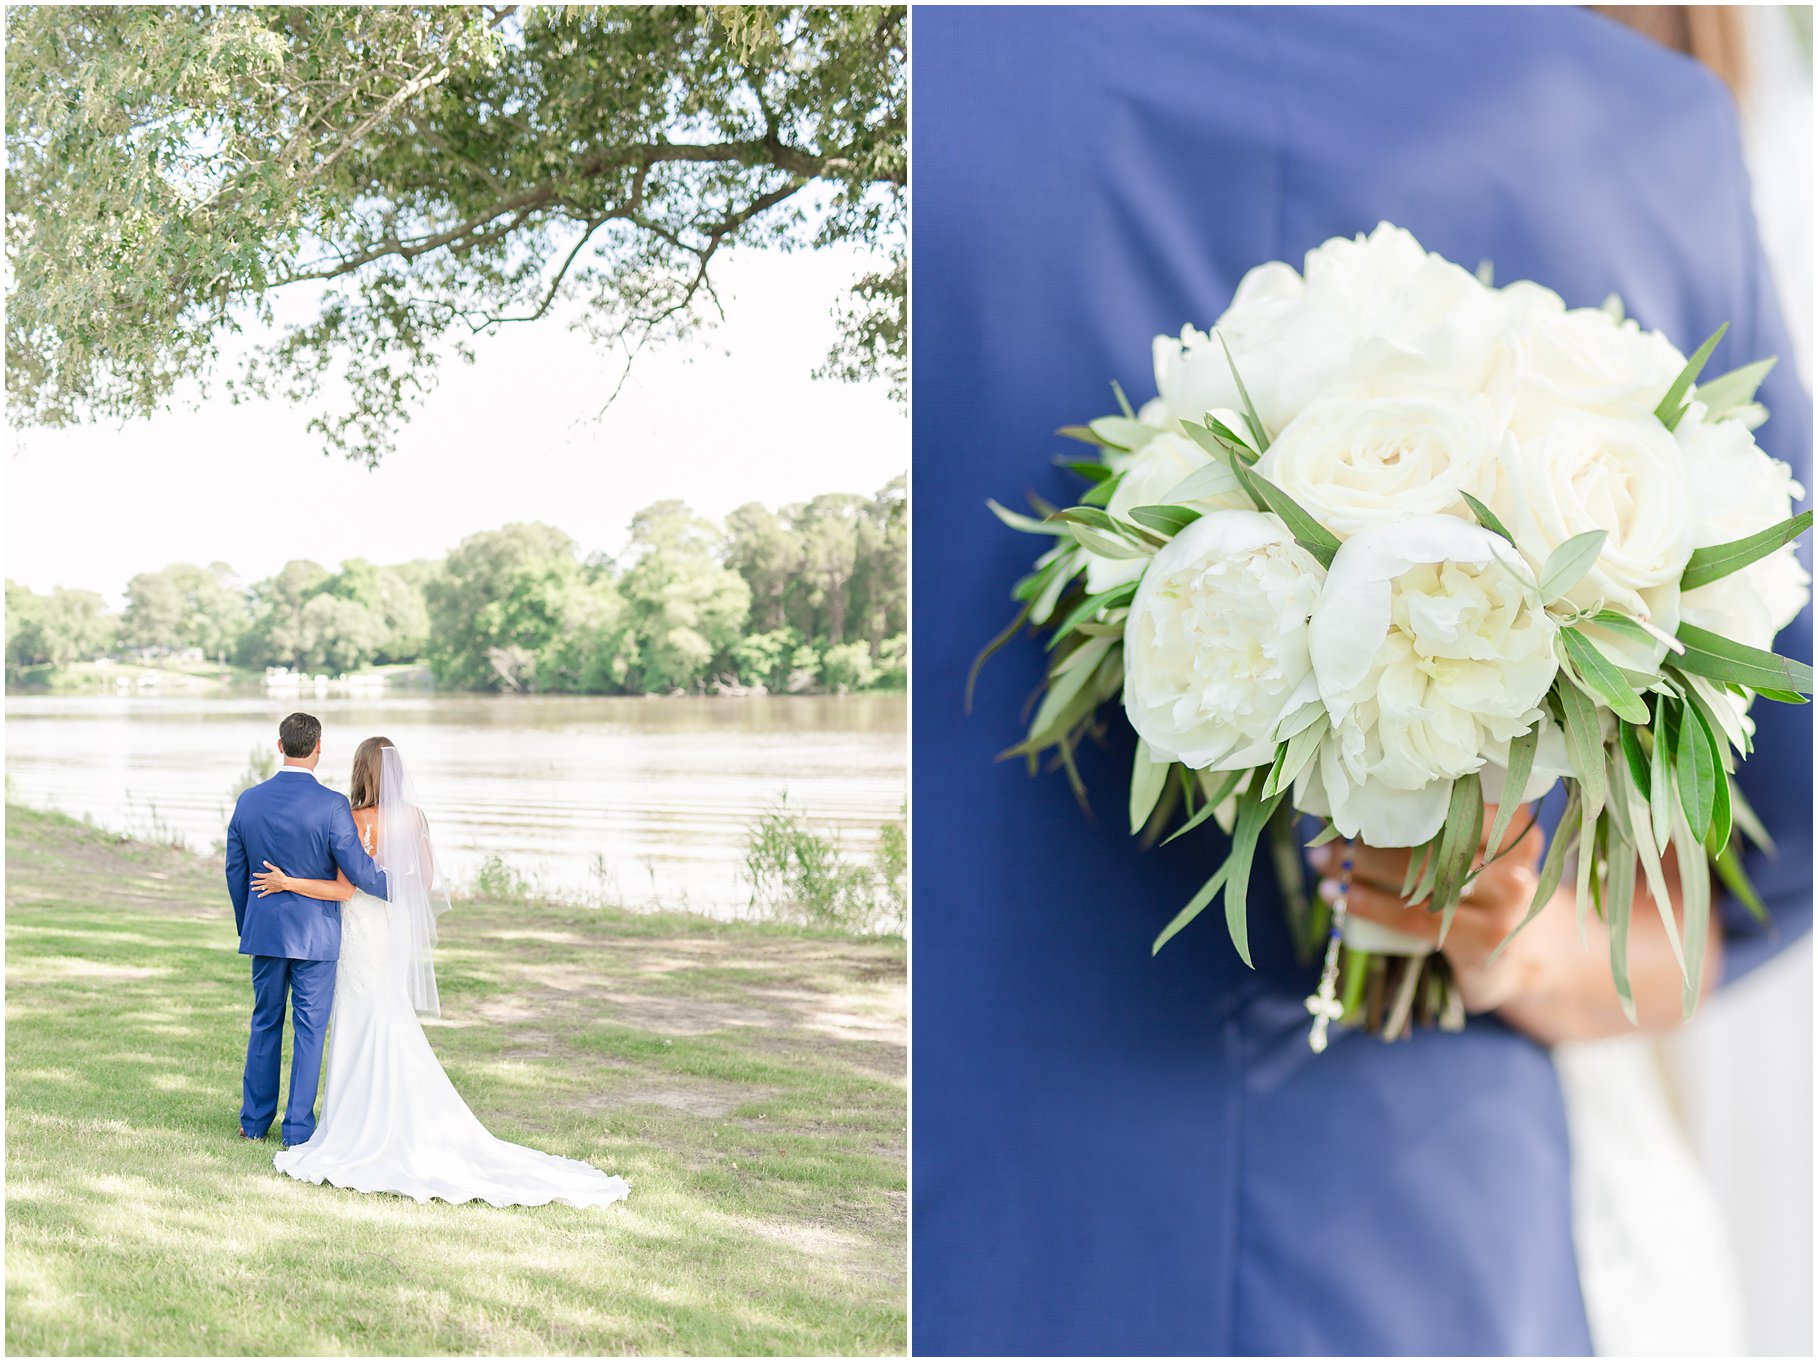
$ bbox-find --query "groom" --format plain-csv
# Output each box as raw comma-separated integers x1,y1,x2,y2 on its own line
225,712,388,1146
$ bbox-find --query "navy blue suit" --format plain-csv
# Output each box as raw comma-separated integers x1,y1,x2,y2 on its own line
226,767,387,1143
912,6,1811,1354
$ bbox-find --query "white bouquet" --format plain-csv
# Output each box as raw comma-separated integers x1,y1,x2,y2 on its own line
981,224,1811,1048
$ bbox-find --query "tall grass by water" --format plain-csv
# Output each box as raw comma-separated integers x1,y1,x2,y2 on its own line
741,796,907,935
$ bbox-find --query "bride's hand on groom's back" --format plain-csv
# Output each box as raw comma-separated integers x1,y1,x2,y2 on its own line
251,861,294,898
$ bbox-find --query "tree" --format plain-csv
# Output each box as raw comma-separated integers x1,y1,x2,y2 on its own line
6,582,115,669
619,500,751,692
788,492,865,644
7,5,907,466
297,594,390,673
243,560,333,668
327,558,430,662
724,501,803,631
850,474,907,648
820,639,881,692
119,572,187,657
426,522,586,689
539,568,631,692
5,581,42,672
120,563,247,660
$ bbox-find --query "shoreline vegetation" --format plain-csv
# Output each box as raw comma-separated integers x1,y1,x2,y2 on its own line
5,801,907,1354
7,491,907,701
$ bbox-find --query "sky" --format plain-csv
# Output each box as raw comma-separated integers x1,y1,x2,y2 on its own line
5,244,907,606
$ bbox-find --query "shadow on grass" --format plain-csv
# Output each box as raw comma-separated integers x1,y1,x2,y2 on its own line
6,805,906,1355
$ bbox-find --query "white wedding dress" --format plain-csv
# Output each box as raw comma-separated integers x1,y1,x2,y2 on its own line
274,748,628,1210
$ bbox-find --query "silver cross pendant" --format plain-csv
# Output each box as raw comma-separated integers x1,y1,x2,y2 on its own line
1304,986,1344,1054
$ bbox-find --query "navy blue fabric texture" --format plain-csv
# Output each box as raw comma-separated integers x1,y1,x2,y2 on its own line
226,769,388,960
910,6,1811,1354
241,953,337,1144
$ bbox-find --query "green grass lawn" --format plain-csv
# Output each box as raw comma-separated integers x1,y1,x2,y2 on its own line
5,803,906,1355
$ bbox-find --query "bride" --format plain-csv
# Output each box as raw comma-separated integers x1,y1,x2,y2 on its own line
251,737,629,1210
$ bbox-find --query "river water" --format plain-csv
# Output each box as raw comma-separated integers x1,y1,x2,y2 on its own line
3,692,906,919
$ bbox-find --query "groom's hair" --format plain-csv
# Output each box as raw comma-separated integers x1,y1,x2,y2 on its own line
279,712,323,758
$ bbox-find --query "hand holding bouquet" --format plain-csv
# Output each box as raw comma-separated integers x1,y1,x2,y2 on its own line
982,224,1811,1047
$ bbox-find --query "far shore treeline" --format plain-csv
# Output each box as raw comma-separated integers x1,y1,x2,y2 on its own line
7,481,906,696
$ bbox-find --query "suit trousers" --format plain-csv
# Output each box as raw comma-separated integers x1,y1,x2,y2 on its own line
241,954,337,1144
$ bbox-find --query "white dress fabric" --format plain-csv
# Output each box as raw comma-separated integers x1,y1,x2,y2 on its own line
274,888,630,1209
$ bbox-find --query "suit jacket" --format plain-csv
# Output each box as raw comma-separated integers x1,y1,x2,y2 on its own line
226,769,389,960
911,5,1811,1354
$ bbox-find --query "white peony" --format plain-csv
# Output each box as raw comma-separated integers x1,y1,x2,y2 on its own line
1082,432,1252,594
1500,283,1687,438
1299,516,1560,846
1256,383,1510,539
1153,223,1509,440
1678,414,1811,651
1496,409,1693,670
1123,510,1326,772
1301,224,1511,396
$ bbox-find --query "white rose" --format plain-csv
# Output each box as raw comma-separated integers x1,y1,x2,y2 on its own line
1678,415,1810,651
1501,284,1687,437
1153,308,1346,442
1299,516,1559,846
1256,383,1510,538
1083,433,1252,594
1497,409,1692,670
1123,510,1326,772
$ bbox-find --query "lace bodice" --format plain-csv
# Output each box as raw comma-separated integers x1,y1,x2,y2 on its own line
336,891,400,1006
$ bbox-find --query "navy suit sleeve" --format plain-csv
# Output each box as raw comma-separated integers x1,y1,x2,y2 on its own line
225,807,248,936
327,799,390,900
1713,90,1813,986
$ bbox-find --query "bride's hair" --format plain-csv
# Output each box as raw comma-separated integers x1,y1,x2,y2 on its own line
349,736,396,810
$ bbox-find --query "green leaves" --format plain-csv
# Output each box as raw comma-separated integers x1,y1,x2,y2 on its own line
1087,416,1158,451
1671,697,1718,842
988,499,1068,536
1674,622,1814,695
1127,504,1204,537
1560,627,1649,722
1671,801,1712,1020
1261,712,1330,801
1489,790,1580,962
1693,356,1776,420
1221,774,1287,967
1046,582,1137,650
1215,331,1271,454
1604,822,1639,1023
1048,507,1157,561
1655,323,1728,432
1430,773,1484,945
1228,462,1341,569
1555,677,1607,819
1461,492,1515,543
1151,766,1282,958
8,5,910,465
1680,512,1813,592
1128,740,1170,836
1152,864,1230,957
1537,530,1606,603
1162,460,1241,504
1483,724,1539,859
